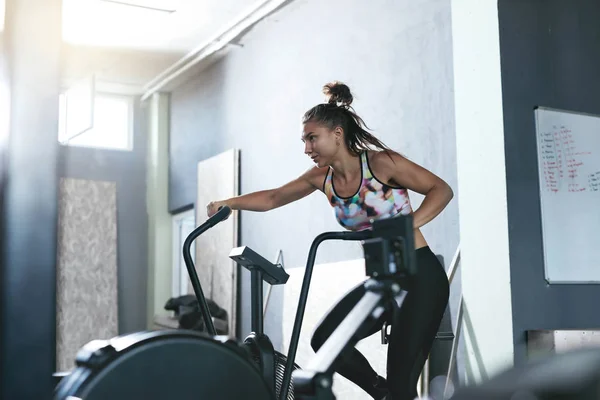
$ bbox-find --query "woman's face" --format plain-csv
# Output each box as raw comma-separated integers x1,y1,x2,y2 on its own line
302,121,340,168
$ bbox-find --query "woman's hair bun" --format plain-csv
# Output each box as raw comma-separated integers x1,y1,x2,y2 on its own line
323,81,353,107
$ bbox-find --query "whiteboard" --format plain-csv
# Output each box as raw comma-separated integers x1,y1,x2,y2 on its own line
534,107,600,283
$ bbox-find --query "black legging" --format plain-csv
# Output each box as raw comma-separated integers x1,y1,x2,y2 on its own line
310,246,450,400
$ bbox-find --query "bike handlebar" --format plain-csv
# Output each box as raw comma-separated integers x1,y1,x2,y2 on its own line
182,206,232,336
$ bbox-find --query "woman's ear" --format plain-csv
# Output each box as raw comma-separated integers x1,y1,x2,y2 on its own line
333,126,344,140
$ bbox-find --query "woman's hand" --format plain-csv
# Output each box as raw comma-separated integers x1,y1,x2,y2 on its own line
206,200,228,217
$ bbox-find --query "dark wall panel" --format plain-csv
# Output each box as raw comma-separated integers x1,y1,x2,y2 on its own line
498,0,600,363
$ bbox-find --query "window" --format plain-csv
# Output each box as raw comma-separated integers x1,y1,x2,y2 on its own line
59,91,134,151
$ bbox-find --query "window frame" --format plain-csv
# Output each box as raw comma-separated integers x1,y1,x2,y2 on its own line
59,91,135,151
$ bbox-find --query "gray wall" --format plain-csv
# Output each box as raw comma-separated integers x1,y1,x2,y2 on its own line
57,98,148,334
169,0,459,359
498,0,600,364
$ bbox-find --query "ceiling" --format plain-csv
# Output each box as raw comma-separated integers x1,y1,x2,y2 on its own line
61,0,263,53
2,0,285,95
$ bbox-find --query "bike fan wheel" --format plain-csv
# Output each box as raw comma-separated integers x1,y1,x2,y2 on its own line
248,346,301,400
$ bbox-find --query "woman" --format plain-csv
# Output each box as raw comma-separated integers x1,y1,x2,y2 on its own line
207,81,453,400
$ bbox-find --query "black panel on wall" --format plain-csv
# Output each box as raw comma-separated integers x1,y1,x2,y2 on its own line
498,0,600,364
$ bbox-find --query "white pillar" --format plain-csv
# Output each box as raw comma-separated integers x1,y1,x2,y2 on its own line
451,0,514,384
146,92,172,328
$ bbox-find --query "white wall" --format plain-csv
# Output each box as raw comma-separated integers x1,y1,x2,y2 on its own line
451,0,514,384
60,44,184,95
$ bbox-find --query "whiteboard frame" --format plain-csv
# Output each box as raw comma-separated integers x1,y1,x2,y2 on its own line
534,105,600,284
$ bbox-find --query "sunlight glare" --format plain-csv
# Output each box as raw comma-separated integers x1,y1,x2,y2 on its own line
61,0,177,48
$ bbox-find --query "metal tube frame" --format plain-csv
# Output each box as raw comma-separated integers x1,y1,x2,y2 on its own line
251,269,264,335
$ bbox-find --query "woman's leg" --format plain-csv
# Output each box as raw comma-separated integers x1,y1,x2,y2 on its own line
386,247,450,400
311,280,391,399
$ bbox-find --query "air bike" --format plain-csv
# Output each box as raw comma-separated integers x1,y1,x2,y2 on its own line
53,206,418,399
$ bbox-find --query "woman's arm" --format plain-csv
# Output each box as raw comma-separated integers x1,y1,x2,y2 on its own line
207,167,325,217
370,151,454,229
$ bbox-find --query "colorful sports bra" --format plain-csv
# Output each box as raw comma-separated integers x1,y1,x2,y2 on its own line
323,151,412,231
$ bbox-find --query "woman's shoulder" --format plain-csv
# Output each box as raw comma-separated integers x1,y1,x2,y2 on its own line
366,149,403,168
364,149,408,187
302,165,330,190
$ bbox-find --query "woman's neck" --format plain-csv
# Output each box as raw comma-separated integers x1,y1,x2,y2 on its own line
330,150,361,181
